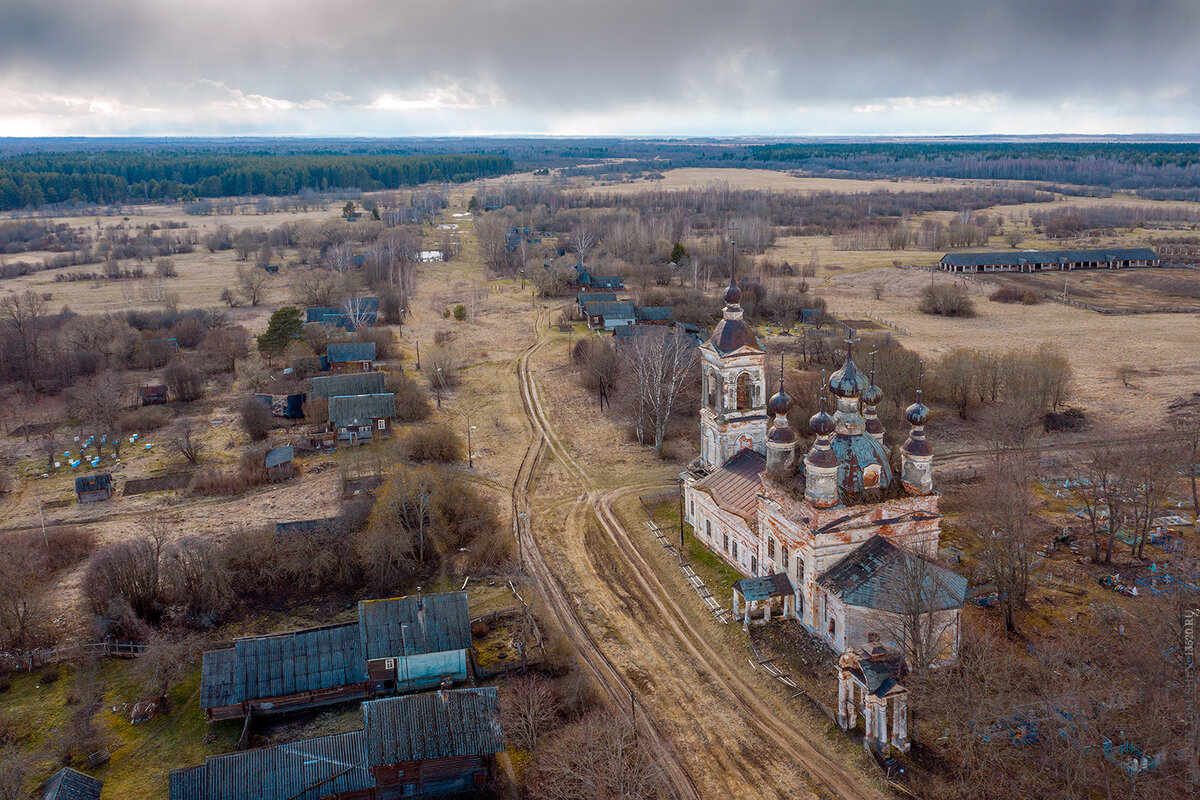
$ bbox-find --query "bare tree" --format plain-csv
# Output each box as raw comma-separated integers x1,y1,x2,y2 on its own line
70,370,128,457
323,242,355,273
622,328,697,455
879,546,963,673
1115,443,1173,560
502,674,562,755
342,295,376,331
529,712,662,800
969,465,1039,634
1170,410,1200,529
137,631,197,707
574,337,621,410
0,290,49,389
236,263,270,307
167,418,205,464
569,225,597,268
1068,447,1124,564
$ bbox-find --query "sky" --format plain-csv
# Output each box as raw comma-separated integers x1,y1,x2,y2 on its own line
1,0,1198,138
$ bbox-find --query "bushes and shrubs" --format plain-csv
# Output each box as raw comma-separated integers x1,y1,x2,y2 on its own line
919,283,976,317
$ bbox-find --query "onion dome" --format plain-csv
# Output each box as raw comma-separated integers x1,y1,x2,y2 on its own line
829,345,869,398
767,384,793,417
862,379,883,407
723,277,742,306
809,396,836,436
905,399,929,426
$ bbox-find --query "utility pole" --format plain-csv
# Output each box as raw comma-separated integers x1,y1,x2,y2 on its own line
466,416,475,469
678,478,685,562
415,340,421,370
435,368,442,409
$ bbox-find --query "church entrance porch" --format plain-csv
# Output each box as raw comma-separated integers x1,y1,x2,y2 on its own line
732,573,797,631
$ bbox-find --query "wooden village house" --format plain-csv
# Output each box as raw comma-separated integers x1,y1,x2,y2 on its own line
682,271,967,666
309,370,386,399
328,393,396,446
172,688,504,800
200,592,472,721
326,341,377,373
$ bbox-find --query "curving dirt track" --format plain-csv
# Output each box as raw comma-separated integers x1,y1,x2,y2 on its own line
510,311,889,800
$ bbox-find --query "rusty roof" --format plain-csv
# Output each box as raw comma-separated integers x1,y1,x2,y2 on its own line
705,317,760,354
695,448,765,520
734,573,794,602
817,535,967,613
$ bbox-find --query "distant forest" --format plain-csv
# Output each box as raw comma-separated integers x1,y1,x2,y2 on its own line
0,149,513,210
5,136,1200,211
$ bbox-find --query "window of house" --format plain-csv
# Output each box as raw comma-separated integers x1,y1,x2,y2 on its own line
736,373,750,410
358,425,371,434
723,533,728,552
706,520,712,540
768,538,775,561
751,556,757,575
732,540,738,560
690,499,694,517
377,419,386,431
781,548,788,572
828,616,836,636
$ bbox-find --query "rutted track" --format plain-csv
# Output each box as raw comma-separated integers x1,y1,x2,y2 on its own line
511,311,888,800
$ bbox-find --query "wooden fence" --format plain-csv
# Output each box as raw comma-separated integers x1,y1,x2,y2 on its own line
0,641,145,673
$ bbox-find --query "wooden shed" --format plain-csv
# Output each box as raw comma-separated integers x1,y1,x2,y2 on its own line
326,342,376,373
75,474,113,503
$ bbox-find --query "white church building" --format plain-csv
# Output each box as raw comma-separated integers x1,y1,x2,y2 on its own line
683,273,967,671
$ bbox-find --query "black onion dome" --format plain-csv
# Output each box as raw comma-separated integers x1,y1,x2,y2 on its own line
829,356,869,398
768,424,796,444
862,380,884,407
767,386,793,417
905,400,929,425
809,404,836,436
724,279,742,306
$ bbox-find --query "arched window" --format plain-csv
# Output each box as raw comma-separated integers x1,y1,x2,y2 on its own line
863,464,882,489
736,373,750,410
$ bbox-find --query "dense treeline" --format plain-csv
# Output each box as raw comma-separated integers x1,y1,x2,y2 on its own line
747,142,1200,190
0,151,512,210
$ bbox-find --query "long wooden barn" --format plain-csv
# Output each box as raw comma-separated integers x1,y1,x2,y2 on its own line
938,247,1159,273
200,592,471,721
171,688,505,800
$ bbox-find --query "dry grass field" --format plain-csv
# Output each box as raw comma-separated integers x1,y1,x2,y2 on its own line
579,166,983,194
983,266,1200,310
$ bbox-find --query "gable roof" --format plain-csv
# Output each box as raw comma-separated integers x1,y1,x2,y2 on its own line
326,341,376,363
694,448,766,521
358,592,471,661
362,688,504,768
329,393,395,428
264,445,294,469
635,306,672,321
817,535,967,613
940,247,1157,268
74,474,112,494
583,300,635,320
231,622,367,703
309,371,386,399
169,731,370,800
734,573,794,602
199,647,238,708
577,291,616,305
40,768,102,800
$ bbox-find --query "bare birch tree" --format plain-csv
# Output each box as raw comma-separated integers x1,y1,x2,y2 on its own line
622,328,697,456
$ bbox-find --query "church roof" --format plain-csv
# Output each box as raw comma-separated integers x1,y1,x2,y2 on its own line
705,317,760,354
694,449,765,521
817,535,967,613
733,573,794,602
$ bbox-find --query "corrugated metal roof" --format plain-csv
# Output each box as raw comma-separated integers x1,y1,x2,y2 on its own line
329,393,395,428
306,306,341,323
309,371,386,399
817,535,968,612
583,300,635,320
694,449,765,521
167,766,206,800
74,474,112,493
577,291,616,305
265,445,294,469
358,592,471,661
199,648,237,708
40,768,102,800
172,731,370,800
327,341,376,363
635,306,672,321
363,688,504,768
232,623,367,703
940,247,1158,268
733,573,794,602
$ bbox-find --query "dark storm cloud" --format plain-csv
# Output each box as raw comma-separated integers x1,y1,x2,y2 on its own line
1,0,1198,134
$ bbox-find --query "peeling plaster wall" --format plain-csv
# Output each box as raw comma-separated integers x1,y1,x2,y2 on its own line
686,485,760,576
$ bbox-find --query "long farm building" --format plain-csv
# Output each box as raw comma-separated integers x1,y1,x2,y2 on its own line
938,247,1158,273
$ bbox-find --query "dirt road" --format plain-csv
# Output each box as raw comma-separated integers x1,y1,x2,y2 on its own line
511,311,889,800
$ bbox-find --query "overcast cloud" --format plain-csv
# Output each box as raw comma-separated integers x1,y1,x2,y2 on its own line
1,0,1197,136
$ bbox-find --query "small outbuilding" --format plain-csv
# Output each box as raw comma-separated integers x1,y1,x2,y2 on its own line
40,767,103,800
254,392,306,419
75,474,113,503
139,384,168,406
264,445,295,479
